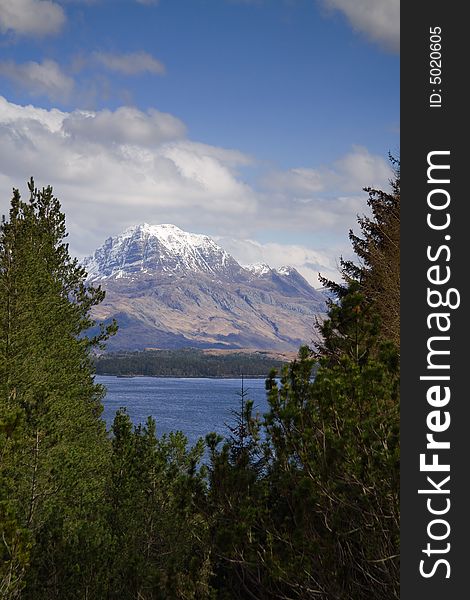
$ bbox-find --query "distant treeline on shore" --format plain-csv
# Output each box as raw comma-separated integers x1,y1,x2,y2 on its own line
93,348,292,378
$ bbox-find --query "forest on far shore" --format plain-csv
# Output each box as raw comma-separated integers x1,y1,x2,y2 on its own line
94,348,289,378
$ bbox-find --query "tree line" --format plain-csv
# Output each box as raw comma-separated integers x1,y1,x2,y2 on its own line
0,162,399,599
94,349,288,378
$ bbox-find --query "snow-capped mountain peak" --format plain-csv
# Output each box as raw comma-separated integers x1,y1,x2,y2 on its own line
83,223,240,281
243,262,272,276
81,224,328,351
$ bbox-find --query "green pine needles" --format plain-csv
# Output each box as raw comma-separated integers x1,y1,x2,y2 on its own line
0,180,116,598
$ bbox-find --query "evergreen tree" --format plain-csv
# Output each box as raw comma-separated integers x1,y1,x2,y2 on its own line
319,155,400,348
204,381,268,599
252,157,401,598
209,156,401,599
106,409,213,599
259,343,399,598
0,179,116,598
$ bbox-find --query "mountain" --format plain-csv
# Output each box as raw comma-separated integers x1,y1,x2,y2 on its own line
84,223,241,280
84,224,327,352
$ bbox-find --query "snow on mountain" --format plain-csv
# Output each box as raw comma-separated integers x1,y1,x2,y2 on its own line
276,266,294,276
84,223,311,285
243,262,272,276
83,224,328,351
84,223,241,281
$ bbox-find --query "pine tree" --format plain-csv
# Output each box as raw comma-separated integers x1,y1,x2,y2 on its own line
319,155,400,348
0,179,116,598
106,410,213,599
259,340,399,599
233,156,401,598
204,379,268,598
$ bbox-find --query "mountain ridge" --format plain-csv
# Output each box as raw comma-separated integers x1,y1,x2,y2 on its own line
84,223,327,352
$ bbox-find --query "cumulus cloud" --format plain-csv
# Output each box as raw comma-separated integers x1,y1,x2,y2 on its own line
0,97,258,255
322,0,399,53
0,59,74,101
217,236,348,285
0,0,65,36
259,146,392,233
162,142,255,199
332,145,393,191
63,106,186,146
265,168,325,196
0,97,389,281
93,51,166,76
264,146,391,196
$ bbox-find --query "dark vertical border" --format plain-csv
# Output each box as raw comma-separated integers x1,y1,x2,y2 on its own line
401,3,467,597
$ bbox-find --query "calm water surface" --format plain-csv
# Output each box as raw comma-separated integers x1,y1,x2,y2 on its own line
98,376,271,448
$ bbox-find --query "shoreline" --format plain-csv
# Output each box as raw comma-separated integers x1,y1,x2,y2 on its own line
96,373,272,380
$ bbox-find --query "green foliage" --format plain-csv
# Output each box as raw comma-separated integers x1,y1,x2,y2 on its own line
201,159,400,599
0,180,116,598
320,155,400,346
105,409,213,599
94,348,287,378
259,342,399,599
315,282,380,367
0,407,31,600
205,388,268,599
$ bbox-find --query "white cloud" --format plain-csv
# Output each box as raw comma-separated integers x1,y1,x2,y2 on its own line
93,51,166,76
0,97,258,256
0,97,389,284
264,167,325,196
0,96,66,130
217,237,348,285
162,142,255,200
322,0,399,53
63,106,186,146
165,141,254,169
0,0,65,36
136,0,159,5
0,59,74,101
332,145,392,192
259,146,392,233
263,146,391,196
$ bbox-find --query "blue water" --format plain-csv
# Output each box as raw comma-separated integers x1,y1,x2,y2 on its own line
97,376,271,449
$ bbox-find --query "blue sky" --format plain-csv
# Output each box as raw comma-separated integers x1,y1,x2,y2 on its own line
0,0,399,284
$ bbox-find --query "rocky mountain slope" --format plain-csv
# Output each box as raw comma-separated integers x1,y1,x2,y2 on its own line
84,224,327,351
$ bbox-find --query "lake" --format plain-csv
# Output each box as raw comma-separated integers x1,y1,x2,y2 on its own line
97,375,271,449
